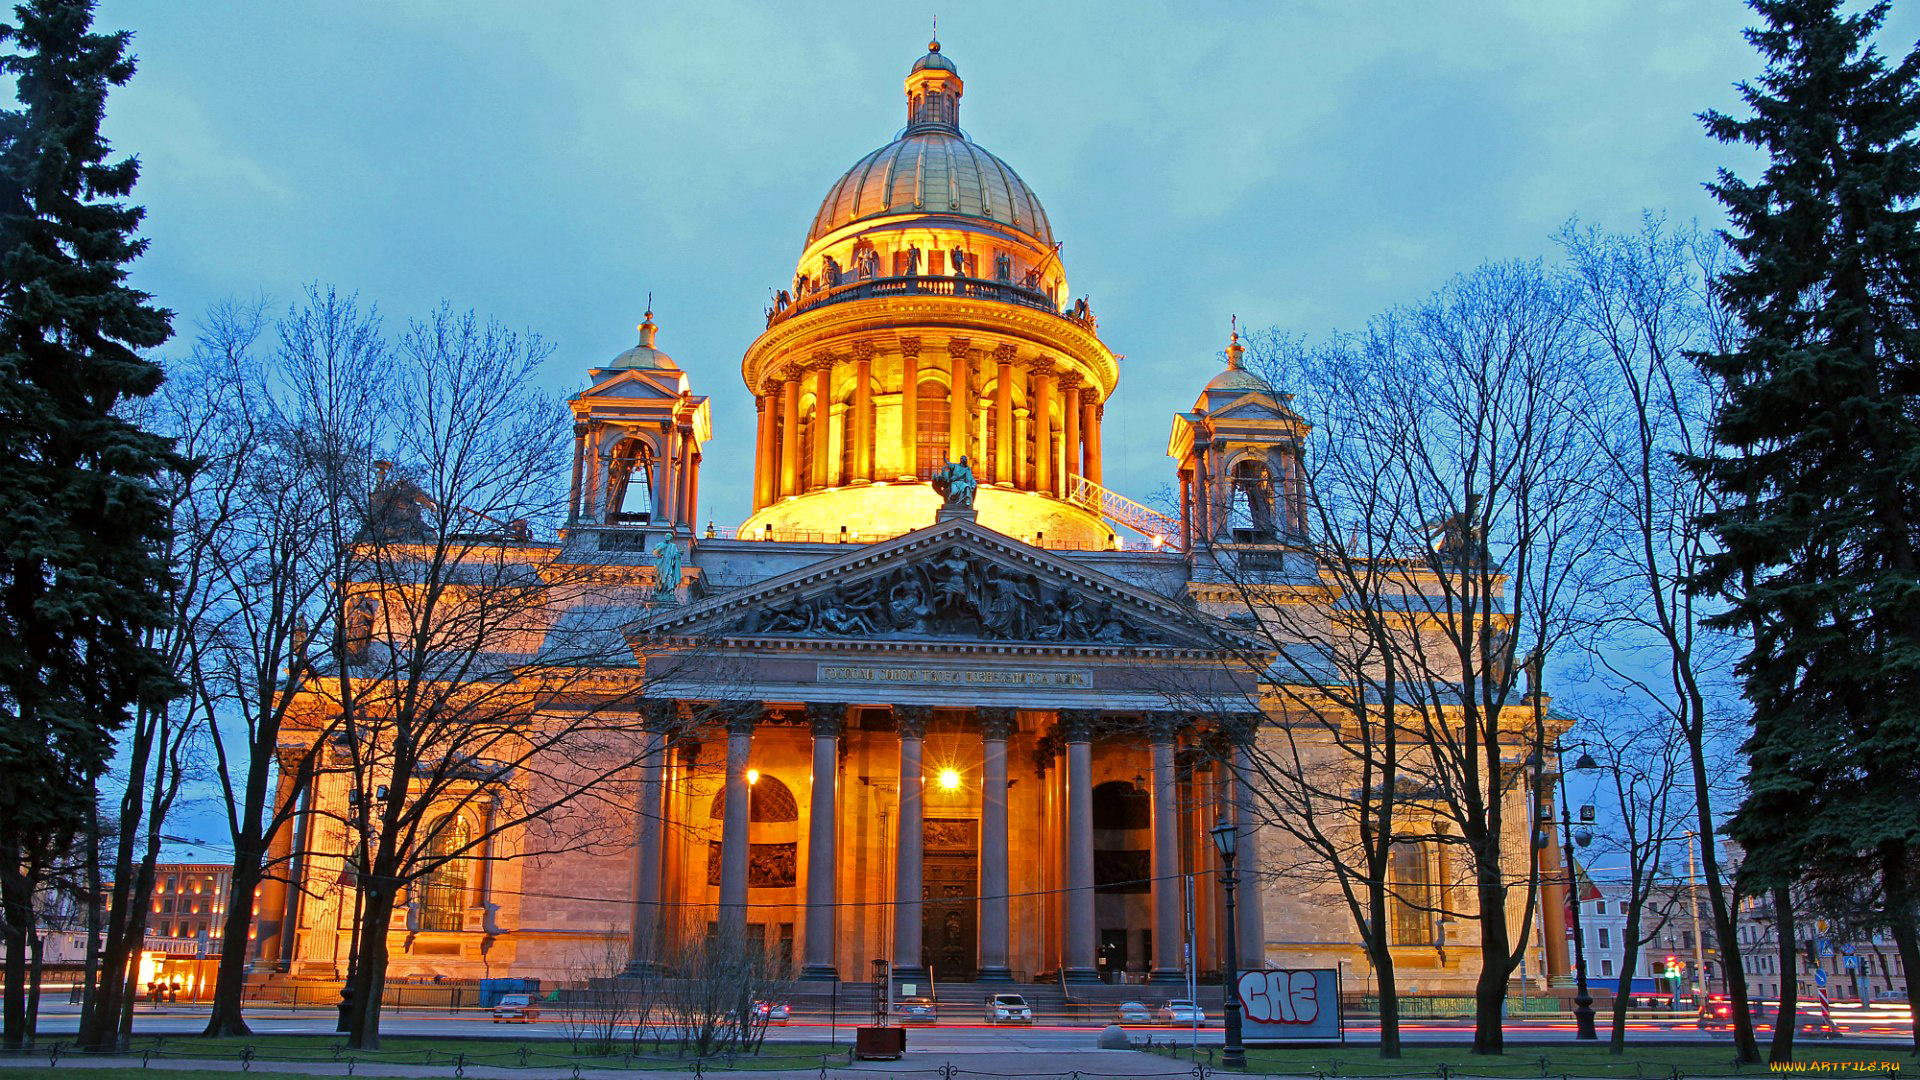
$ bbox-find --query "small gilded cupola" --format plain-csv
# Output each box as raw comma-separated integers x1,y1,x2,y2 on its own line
905,39,963,133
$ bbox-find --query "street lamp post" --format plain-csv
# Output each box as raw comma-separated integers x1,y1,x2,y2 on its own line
1210,820,1247,1070
1559,772,1597,1041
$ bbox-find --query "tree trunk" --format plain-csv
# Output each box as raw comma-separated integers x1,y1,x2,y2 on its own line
1878,844,1920,1058
1687,731,1759,1063
346,888,397,1050
81,845,159,1052
1369,930,1401,1058
1611,892,1648,1055
25,931,43,1042
1769,883,1796,1065
1471,873,1509,1055
0,858,33,1049
78,811,103,1037
202,853,265,1037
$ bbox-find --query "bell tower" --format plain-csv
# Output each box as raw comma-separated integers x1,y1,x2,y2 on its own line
1168,325,1309,552
567,308,711,545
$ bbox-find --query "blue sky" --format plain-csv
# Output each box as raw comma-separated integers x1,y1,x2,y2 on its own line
92,0,1920,531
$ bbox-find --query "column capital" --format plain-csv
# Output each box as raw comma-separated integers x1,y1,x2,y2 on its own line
1224,710,1265,742
1057,709,1098,743
898,335,922,359
852,339,877,362
946,336,973,360
976,707,1017,742
725,709,758,737
1057,371,1082,391
804,701,846,738
1147,713,1183,744
893,704,932,740
993,342,1018,365
639,697,680,733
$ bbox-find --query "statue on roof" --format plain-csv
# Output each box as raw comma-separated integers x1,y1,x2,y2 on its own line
931,455,977,510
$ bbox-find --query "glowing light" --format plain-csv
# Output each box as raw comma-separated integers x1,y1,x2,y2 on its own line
1150,534,1165,548
747,769,760,785
937,767,962,791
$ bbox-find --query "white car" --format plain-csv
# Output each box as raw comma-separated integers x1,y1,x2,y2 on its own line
1157,999,1205,1025
753,1000,790,1025
984,992,1033,1024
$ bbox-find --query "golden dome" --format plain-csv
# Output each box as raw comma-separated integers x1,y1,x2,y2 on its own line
804,41,1053,249
807,134,1054,248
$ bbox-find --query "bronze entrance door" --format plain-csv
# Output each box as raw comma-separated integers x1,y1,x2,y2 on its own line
922,818,978,981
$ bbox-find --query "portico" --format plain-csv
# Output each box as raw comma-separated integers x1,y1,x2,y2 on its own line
622,519,1266,985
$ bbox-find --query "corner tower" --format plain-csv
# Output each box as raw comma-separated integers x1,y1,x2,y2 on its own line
739,40,1121,547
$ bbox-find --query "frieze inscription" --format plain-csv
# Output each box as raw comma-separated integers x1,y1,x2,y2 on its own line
819,665,1091,688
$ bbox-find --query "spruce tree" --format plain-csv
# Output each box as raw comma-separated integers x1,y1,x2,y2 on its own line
0,0,174,1048
1692,0,1920,1060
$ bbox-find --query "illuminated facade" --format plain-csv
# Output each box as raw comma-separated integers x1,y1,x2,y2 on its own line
266,40,1545,1002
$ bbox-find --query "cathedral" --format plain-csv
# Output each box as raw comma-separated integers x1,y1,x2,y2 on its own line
260,40,1545,1003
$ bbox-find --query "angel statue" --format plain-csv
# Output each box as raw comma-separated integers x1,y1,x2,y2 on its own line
931,455,977,510
650,538,683,600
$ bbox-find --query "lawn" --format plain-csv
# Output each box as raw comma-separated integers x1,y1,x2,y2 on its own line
1140,1041,1918,1077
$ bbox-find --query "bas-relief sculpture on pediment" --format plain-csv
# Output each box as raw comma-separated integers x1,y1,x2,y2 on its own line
722,545,1167,644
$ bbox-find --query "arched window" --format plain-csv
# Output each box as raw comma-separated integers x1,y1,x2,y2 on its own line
707,773,799,822
420,814,471,932
796,411,815,490
608,438,656,523
1228,458,1277,542
916,379,950,479
1091,780,1151,830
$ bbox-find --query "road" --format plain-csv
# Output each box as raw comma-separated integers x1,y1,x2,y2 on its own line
21,1003,1917,1050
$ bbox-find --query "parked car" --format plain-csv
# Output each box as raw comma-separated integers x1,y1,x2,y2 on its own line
753,1000,790,1026
1157,999,1205,1025
1113,1000,1152,1025
984,992,1033,1024
491,993,540,1023
896,997,938,1024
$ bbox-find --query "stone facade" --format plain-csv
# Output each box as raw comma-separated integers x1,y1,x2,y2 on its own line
265,39,1549,1001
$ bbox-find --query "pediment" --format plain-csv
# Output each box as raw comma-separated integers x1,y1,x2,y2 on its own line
1208,393,1299,424
642,519,1244,652
577,368,684,401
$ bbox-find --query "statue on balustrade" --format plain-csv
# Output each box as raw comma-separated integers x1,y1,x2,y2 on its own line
931,455,977,509
950,246,969,277
995,252,1013,282
905,245,922,276
650,538,683,600
822,254,842,287
854,245,879,279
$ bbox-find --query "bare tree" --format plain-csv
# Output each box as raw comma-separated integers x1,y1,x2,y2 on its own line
1174,329,1437,1059
1248,260,1604,1055
282,305,682,1050
656,917,789,1059
1559,218,1762,1062
190,289,382,1037
75,327,256,1051
1564,708,1688,1052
